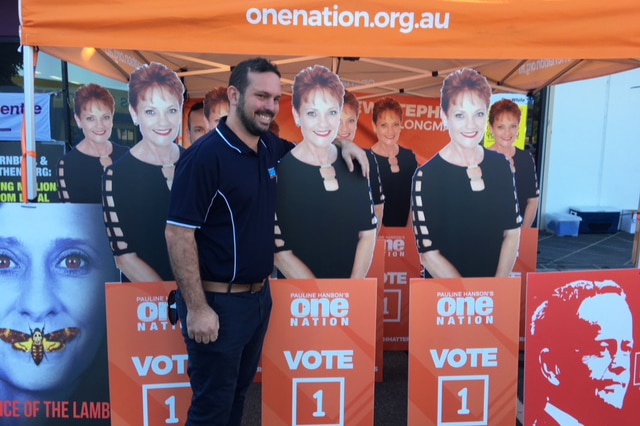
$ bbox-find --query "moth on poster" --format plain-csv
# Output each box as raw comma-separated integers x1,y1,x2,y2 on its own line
0,326,80,365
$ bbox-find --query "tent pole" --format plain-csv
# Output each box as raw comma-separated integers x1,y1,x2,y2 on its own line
61,60,73,150
536,86,553,228
22,45,38,202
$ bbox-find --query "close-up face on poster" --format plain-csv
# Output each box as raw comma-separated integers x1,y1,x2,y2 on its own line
0,203,119,425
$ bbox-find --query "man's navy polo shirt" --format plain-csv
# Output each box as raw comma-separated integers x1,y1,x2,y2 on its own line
167,118,293,284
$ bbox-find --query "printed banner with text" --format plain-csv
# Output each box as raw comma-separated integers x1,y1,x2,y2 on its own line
0,93,52,142
0,141,63,203
263,279,377,425
408,277,520,426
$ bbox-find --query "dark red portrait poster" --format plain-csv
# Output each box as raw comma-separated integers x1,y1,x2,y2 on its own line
525,269,640,426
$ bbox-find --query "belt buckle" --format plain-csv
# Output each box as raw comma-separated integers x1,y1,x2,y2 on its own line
250,279,264,294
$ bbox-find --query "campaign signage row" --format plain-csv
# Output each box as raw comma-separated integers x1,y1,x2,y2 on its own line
99,271,640,426
5,225,538,426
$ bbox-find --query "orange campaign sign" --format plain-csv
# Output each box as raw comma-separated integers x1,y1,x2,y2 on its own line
367,237,386,382
525,269,640,426
408,277,521,426
262,279,377,425
379,226,422,351
105,281,190,426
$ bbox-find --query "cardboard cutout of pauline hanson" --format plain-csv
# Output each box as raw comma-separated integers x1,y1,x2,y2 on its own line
528,280,634,426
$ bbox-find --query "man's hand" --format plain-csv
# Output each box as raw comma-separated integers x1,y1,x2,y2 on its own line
335,139,370,179
186,305,220,344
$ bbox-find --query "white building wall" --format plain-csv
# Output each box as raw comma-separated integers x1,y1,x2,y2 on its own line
540,68,640,226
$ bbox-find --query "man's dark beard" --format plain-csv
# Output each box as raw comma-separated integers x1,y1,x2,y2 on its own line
237,92,274,136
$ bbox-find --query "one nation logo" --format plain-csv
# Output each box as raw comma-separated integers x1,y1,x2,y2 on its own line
289,292,350,327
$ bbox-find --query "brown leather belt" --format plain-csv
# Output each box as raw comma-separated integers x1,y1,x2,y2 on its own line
202,278,266,294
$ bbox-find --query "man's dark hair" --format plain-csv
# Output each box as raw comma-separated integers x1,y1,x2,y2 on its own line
187,102,204,130
229,58,281,95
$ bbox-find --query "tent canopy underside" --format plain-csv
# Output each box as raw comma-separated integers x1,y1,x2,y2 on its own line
20,0,640,98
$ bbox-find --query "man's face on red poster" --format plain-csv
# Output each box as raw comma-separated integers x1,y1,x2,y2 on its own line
550,293,634,412
575,293,634,409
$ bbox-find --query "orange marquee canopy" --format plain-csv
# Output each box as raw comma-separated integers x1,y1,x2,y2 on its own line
18,0,640,100
20,0,640,60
